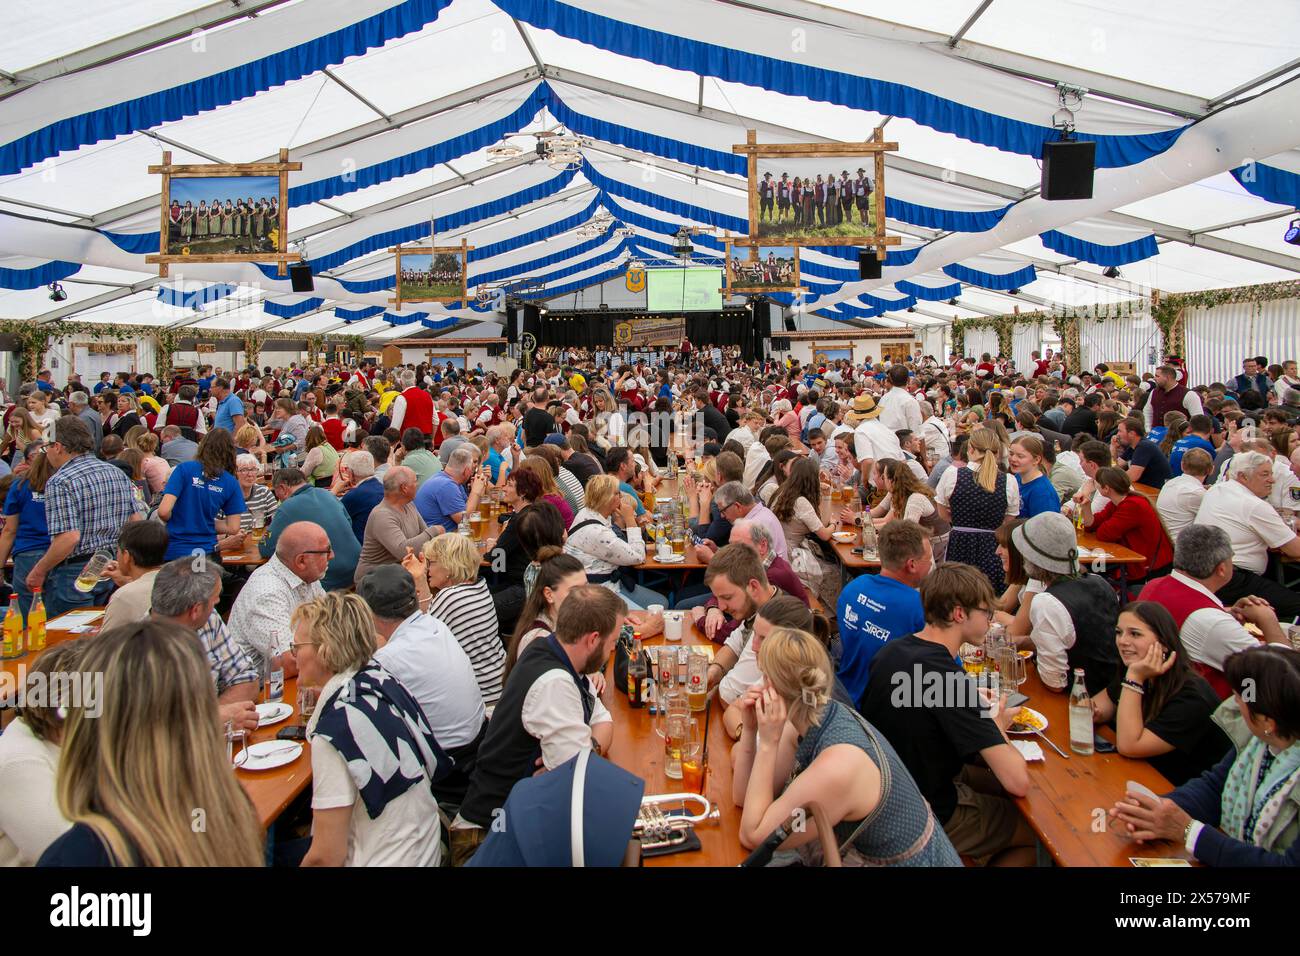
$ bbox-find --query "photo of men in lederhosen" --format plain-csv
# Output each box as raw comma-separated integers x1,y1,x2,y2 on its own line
167,175,279,255
753,158,879,242
399,251,465,301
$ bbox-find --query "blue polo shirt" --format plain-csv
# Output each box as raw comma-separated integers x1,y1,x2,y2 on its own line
415,471,467,531
618,480,647,516
1016,473,1062,518
487,447,509,483
341,477,385,543
213,393,245,433
93,380,111,394
836,574,925,706
35,380,55,394
1169,435,1215,475
162,460,246,560
2,478,50,555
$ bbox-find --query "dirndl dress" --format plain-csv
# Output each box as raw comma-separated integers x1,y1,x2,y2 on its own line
945,467,1008,591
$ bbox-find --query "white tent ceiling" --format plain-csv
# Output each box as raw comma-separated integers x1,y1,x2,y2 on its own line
0,0,1297,344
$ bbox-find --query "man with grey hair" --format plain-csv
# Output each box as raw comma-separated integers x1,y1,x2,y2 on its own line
437,416,468,467
683,517,808,638
159,423,198,466
354,465,442,585
364,434,392,481
150,557,259,731
1193,450,1300,615
710,480,788,560
331,449,383,543
67,390,103,453
229,520,330,678
416,445,486,531
389,367,433,438
1137,524,1287,696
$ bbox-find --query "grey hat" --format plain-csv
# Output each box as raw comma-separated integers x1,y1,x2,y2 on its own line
1011,512,1078,577
357,564,419,620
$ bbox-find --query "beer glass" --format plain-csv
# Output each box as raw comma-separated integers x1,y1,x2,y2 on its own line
680,721,705,794
1000,644,1026,690
671,531,686,556
661,698,690,780
225,720,249,768
478,498,492,523
74,550,115,593
686,652,709,712
251,512,266,544
959,642,984,675
469,513,484,541
297,685,318,723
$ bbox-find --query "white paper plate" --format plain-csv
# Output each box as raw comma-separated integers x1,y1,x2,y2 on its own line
654,554,685,564
831,531,857,543
236,740,303,771
256,701,294,727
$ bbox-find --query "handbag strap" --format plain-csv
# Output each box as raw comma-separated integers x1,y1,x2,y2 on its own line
570,747,591,868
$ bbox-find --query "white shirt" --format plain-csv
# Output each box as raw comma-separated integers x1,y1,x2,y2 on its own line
1027,591,1077,690
1142,388,1204,429
0,718,69,866
921,417,951,459
878,387,922,434
155,399,208,435
742,439,771,490
853,418,903,465
228,556,326,670
730,425,757,453
522,668,613,771
719,619,760,705
1193,479,1295,574
1160,572,1261,671
1156,474,1207,543
309,669,442,867
934,463,1021,517
374,611,486,751
564,508,646,592
1268,458,1300,511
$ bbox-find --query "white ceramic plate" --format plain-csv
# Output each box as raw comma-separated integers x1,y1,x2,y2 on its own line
1007,707,1049,735
236,740,303,771
831,531,857,543
256,702,294,727
654,554,685,564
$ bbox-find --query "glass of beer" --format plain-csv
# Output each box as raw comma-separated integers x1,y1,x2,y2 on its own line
74,550,115,593
297,685,318,724
468,513,484,542
680,723,705,794
686,652,708,712
959,643,985,675
478,498,492,523
661,697,690,780
251,513,266,544
671,531,686,556
642,491,657,512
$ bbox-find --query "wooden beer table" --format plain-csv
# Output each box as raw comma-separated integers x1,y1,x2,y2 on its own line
219,534,270,567
236,675,313,831
602,622,746,867
1013,661,1194,866
1,607,106,705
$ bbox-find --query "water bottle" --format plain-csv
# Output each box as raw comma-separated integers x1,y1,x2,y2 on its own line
269,658,284,702
1068,668,1094,755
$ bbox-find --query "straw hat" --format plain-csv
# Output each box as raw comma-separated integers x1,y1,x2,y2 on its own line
845,393,881,423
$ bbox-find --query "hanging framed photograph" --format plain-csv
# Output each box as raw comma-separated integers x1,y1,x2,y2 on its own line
391,238,473,309
724,240,804,294
734,130,901,259
146,149,302,278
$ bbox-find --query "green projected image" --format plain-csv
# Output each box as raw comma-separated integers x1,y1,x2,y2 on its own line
646,267,723,311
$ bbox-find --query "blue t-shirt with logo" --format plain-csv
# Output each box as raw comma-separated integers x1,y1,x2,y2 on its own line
836,573,925,706
1169,435,1215,475
2,478,51,555
162,460,247,560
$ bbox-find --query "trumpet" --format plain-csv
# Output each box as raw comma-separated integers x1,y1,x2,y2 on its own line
634,793,720,851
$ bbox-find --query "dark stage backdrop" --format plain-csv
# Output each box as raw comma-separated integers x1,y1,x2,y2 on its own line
539,310,758,360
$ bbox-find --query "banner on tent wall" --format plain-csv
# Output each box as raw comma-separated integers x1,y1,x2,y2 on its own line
614,316,685,348
146,150,301,278
735,130,899,258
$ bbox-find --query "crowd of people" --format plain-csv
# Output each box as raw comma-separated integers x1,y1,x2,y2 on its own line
1,342,1298,868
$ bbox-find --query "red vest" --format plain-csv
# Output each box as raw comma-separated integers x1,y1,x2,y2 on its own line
323,418,347,451
166,401,200,440
1148,382,1190,429
1136,575,1234,699
400,386,435,436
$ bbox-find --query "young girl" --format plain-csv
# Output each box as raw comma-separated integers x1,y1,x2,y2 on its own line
867,459,950,561
936,428,1018,590
1009,435,1061,519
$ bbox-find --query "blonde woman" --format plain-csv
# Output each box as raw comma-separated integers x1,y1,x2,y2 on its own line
934,427,1019,590
2,408,45,467
300,425,339,488
234,422,270,466
294,593,448,867
111,392,142,440
563,473,667,611
25,392,60,442
403,531,505,707
37,620,264,866
130,431,170,496
733,628,960,866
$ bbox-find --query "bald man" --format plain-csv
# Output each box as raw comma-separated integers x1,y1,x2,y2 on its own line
228,520,330,677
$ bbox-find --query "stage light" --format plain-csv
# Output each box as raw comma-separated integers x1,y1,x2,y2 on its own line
1285,218,1300,246
48,282,67,302
906,306,916,313
1008,287,1021,296
1102,265,1122,279
947,297,959,306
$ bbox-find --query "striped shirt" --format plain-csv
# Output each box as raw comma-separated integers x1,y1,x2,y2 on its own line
43,453,139,558
557,466,586,516
235,482,278,533
426,578,504,707
195,609,260,695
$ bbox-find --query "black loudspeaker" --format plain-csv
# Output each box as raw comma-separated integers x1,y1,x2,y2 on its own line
505,304,518,344
522,304,542,343
1040,139,1096,200
783,315,797,332
288,262,314,292
771,337,791,352
858,251,882,280
486,342,506,357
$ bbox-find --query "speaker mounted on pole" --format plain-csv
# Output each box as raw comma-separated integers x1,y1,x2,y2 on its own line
1040,138,1096,201
288,262,315,293
858,251,882,280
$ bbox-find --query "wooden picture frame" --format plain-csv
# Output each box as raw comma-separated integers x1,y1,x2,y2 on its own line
724,240,805,295
146,149,302,278
391,238,473,309
810,343,855,365
733,130,901,256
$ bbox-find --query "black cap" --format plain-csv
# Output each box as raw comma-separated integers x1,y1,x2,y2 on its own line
357,564,419,620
